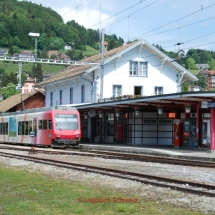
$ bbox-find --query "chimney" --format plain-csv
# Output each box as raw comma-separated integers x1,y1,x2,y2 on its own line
100,41,108,52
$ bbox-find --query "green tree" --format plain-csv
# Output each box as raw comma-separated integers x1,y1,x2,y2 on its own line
38,33,50,50
31,63,43,83
2,83,18,100
208,58,215,70
8,44,14,56
39,48,48,58
1,72,17,86
185,57,196,70
50,37,64,50
195,74,207,89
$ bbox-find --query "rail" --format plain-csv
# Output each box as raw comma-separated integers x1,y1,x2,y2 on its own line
0,151,215,197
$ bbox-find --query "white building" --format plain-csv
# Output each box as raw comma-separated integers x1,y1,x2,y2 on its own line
37,40,197,106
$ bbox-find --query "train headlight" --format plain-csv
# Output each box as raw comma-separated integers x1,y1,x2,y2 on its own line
75,134,79,139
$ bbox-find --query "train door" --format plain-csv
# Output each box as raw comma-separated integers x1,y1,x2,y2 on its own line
33,118,37,144
182,119,198,149
9,116,17,143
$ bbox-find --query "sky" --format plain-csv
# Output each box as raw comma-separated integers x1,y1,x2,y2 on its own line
24,0,215,52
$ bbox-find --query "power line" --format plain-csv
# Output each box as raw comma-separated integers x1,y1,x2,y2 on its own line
104,0,159,29
130,3,215,42
138,17,215,41
89,0,146,29
61,0,88,17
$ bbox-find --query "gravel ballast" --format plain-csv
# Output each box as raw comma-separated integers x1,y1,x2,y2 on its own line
0,148,215,214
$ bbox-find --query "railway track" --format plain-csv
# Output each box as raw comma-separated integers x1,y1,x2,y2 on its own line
0,145,215,169
0,151,215,197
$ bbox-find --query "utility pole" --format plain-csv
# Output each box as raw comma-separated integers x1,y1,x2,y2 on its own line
18,61,22,92
100,29,104,102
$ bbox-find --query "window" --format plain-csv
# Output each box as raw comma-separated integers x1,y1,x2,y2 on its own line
38,120,47,130
50,92,53,107
155,87,163,95
113,85,121,97
130,61,147,77
59,90,63,105
18,121,32,135
55,114,78,130
143,119,157,124
134,86,142,96
70,87,73,104
81,85,85,103
48,120,52,129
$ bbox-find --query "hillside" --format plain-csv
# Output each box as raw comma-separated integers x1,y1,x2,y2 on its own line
0,0,124,55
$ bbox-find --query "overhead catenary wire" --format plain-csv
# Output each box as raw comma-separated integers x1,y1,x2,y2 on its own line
61,0,88,17
129,3,215,42
104,0,159,30
89,0,147,29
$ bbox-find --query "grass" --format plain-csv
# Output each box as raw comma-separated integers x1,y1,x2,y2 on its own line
0,45,98,75
0,61,66,75
82,45,99,57
189,70,199,76
0,164,206,215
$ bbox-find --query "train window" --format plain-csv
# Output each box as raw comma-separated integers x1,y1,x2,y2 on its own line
0,123,2,134
5,122,8,135
2,123,4,135
43,120,47,130
29,121,33,133
39,120,42,130
54,114,78,130
21,122,25,135
24,121,29,135
18,122,22,135
48,120,52,129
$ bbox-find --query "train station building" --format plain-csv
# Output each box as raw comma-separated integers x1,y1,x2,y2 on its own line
35,39,215,152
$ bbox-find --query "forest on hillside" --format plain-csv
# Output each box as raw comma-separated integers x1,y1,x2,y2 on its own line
153,44,215,70
0,0,124,59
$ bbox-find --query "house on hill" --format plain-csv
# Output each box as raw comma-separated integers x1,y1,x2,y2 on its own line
196,64,209,71
65,43,72,50
0,49,6,57
21,77,36,93
199,70,215,90
48,50,58,58
13,51,34,61
0,91,45,113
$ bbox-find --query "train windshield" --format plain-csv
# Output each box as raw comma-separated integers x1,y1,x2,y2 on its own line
54,114,78,130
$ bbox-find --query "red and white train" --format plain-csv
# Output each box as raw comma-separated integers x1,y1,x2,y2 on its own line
0,106,81,147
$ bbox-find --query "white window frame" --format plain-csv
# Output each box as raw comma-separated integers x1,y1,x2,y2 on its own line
112,85,122,97
154,87,163,95
130,61,147,77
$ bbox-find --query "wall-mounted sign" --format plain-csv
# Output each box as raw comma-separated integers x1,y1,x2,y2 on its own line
201,101,215,108
208,101,215,108
167,112,176,119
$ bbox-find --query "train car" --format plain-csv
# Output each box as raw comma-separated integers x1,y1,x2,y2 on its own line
0,106,81,148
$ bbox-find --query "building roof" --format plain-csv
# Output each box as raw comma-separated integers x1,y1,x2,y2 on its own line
0,90,44,113
199,70,215,76
24,78,35,83
36,40,198,87
48,50,58,55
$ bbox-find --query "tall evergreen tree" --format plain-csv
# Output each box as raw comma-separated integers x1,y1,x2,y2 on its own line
31,63,43,83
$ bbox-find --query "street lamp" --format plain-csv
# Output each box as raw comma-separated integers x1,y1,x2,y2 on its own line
28,32,40,59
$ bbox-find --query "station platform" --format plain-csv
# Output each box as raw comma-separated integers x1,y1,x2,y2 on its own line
80,143,215,162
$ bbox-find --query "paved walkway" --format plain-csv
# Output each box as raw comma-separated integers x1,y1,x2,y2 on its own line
80,143,215,162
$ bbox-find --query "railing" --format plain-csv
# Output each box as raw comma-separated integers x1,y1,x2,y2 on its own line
0,56,99,66
97,94,156,103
